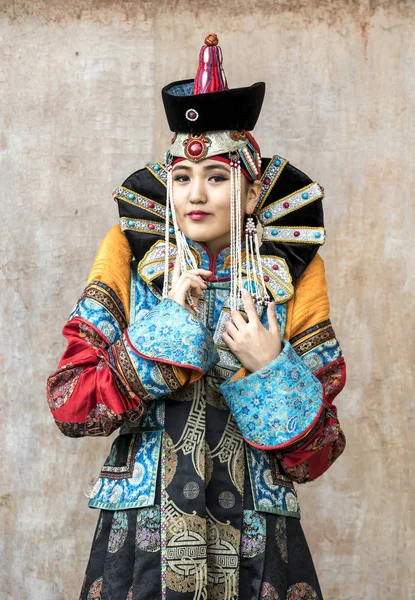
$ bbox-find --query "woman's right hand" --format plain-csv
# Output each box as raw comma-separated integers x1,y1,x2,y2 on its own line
167,259,212,313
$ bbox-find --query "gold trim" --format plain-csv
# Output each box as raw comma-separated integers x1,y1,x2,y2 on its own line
256,156,288,212
145,163,167,188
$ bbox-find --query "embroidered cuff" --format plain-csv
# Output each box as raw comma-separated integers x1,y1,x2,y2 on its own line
125,298,218,374
220,341,323,450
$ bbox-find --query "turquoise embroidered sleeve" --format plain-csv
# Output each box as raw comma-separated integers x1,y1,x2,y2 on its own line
125,298,219,374
220,341,323,450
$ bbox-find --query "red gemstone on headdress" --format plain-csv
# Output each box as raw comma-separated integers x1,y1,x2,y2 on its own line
264,178,271,185
283,202,290,208
148,223,155,230
263,275,269,282
272,264,279,270
148,202,154,208
188,141,203,156
321,185,325,191
294,231,300,237
168,262,174,269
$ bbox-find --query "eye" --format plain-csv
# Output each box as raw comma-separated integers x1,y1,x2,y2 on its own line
209,175,229,183
173,174,190,182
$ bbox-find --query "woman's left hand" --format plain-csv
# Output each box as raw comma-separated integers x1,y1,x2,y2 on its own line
222,290,282,373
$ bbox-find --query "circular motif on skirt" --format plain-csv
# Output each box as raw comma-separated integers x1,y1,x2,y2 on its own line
260,581,280,600
108,510,129,553
185,108,199,122
218,491,235,509
87,576,103,599
183,481,200,499
287,582,319,599
207,535,239,584
136,505,160,552
167,529,206,576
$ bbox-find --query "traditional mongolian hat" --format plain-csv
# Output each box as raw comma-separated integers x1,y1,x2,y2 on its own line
114,34,325,308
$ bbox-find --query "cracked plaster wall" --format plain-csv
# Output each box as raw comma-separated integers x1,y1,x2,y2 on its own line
0,1,414,598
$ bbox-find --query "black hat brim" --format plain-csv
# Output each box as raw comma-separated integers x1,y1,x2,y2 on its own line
162,79,265,133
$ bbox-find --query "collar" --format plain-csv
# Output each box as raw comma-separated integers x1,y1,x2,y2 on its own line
138,239,294,303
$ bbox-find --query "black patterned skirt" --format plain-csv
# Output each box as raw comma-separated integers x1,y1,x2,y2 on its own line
80,484,323,600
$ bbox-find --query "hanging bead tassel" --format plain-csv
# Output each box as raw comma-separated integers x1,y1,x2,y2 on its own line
164,163,199,313
244,214,270,307
229,156,244,312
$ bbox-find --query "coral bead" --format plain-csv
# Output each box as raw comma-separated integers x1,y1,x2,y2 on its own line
188,141,203,156
148,202,154,208
148,223,155,230
294,231,300,237
263,275,269,282
283,202,290,208
272,264,279,270
264,177,271,185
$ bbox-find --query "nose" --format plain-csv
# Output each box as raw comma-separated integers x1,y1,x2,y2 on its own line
189,177,207,204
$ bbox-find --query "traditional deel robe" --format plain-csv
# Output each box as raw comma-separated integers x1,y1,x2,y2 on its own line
47,164,346,600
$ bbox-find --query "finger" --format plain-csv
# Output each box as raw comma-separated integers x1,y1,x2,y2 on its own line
267,301,280,335
230,310,248,329
187,268,212,281
242,289,258,322
171,258,181,288
188,269,212,276
178,272,207,289
221,331,235,350
176,277,205,306
224,319,239,339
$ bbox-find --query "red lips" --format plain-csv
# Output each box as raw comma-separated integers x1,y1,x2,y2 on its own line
187,210,211,221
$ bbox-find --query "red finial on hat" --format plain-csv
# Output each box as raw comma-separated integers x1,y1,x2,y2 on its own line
193,34,229,95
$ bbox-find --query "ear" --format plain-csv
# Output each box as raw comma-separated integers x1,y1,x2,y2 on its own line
245,180,262,215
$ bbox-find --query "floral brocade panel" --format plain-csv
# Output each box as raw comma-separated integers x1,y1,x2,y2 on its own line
127,298,218,373
88,430,162,510
246,444,300,518
220,342,323,449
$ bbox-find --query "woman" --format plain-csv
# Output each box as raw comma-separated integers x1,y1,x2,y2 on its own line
47,34,346,600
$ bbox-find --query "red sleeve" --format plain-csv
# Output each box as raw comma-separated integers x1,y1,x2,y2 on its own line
46,318,144,437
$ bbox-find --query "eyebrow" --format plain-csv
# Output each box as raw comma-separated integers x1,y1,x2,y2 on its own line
172,163,230,173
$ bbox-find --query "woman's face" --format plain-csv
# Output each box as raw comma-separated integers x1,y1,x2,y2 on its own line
172,159,261,255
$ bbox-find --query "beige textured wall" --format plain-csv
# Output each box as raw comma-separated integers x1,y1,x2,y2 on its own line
1,1,414,598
